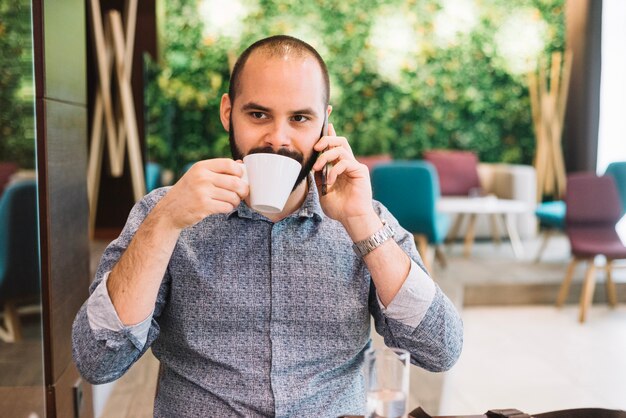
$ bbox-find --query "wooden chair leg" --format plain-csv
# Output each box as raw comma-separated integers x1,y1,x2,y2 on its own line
605,259,618,308
534,229,554,263
556,258,577,307
490,214,501,245
445,214,465,246
0,316,11,342
414,234,431,274
434,245,447,269
463,214,477,258
0,301,23,343
579,260,597,323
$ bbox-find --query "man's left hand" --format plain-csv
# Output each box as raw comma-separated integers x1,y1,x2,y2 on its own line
313,123,377,229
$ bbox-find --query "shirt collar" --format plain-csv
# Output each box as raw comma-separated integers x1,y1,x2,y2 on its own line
228,173,325,222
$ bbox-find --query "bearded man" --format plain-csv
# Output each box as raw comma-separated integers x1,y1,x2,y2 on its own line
72,35,463,418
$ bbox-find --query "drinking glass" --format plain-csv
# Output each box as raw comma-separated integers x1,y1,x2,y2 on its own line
364,347,410,418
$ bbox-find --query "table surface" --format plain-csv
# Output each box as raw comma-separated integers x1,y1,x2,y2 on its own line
437,196,529,214
344,415,485,418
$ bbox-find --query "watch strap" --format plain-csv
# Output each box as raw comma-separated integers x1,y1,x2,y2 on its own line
352,219,395,257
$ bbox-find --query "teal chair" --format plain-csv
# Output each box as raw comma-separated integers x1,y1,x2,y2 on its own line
0,179,40,342
534,200,567,262
371,161,450,273
604,161,626,214
145,162,163,193
181,162,194,178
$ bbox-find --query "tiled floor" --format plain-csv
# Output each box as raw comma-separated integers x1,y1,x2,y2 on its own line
439,305,626,415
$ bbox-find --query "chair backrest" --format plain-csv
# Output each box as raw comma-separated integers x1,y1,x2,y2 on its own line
0,162,19,197
565,173,623,226
535,200,566,229
604,161,626,214
145,162,163,192
423,149,481,196
0,179,40,300
355,154,393,172
371,161,440,238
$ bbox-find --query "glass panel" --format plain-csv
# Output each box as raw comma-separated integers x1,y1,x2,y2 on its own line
0,0,45,416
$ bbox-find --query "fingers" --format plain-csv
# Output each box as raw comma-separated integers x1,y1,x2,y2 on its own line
209,170,249,199
325,159,364,185
313,145,353,172
206,185,244,209
186,159,248,198
329,122,337,137
313,124,357,172
314,135,352,154
180,159,250,215
314,124,352,151
191,158,245,177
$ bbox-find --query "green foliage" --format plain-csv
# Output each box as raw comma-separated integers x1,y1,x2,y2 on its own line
0,0,35,168
146,0,564,173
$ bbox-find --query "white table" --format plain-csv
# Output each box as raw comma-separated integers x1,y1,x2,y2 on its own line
437,196,530,258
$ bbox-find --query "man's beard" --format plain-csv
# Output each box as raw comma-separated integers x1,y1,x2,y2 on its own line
229,115,319,191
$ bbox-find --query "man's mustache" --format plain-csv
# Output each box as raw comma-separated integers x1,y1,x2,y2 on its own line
246,146,304,165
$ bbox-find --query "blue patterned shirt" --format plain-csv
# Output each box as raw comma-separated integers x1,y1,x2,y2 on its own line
72,177,462,417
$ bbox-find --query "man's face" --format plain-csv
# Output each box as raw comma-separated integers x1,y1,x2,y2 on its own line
220,52,329,189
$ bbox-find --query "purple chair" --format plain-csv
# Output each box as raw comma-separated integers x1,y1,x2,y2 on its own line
0,162,19,197
355,154,392,173
423,150,482,196
556,173,626,323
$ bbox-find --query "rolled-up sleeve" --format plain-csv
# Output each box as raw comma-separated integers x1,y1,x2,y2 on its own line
376,259,436,329
369,201,463,372
87,271,153,349
72,188,170,384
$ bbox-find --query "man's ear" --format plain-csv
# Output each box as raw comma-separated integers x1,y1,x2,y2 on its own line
327,104,333,118
220,93,232,131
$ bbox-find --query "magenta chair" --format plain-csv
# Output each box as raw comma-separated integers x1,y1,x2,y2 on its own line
0,162,19,197
423,149,482,196
556,173,626,323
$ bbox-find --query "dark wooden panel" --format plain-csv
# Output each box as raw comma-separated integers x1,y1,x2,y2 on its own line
42,0,87,104
33,0,94,416
44,98,91,381
563,0,602,173
53,363,94,418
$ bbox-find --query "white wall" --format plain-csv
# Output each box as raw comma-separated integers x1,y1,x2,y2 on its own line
597,0,626,174
93,382,116,418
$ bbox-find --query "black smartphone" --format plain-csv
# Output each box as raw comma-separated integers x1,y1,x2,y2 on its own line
320,114,330,196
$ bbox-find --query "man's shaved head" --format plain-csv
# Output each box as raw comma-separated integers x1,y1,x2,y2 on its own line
228,35,330,107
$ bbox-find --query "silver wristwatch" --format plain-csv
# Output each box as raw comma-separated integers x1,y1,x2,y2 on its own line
352,220,395,258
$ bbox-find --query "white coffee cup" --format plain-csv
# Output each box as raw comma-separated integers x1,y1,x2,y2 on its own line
242,153,302,214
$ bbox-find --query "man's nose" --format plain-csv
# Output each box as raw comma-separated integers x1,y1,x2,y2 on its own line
264,120,292,149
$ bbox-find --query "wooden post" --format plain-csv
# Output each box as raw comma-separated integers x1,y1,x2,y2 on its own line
87,0,145,235
528,51,572,202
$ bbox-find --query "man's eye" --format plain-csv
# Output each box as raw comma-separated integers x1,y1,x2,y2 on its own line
250,112,267,119
292,115,309,122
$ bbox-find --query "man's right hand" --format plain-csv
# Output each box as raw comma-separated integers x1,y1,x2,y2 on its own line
152,159,249,230
106,158,248,325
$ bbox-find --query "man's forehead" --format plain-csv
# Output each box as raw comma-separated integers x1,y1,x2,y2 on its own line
245,48,315,67
240,51,322,81
236,52,326,110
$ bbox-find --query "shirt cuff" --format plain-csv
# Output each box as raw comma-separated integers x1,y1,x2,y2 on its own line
376,259,436,328
87,271,153,348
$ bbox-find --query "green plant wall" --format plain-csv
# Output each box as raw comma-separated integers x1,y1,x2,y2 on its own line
145,0,565,176
0,0,35,169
